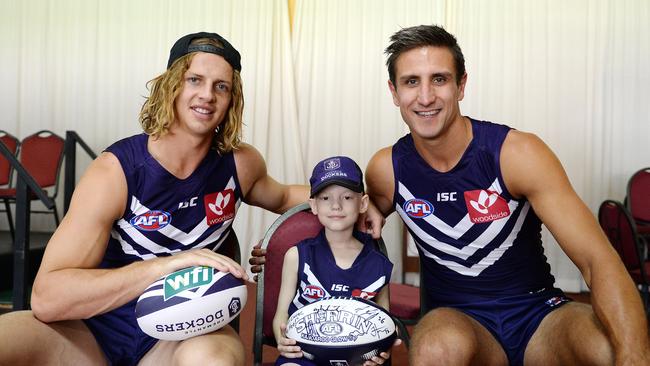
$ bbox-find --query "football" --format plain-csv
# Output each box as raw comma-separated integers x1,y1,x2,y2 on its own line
285,296,397,365
135,266,247,341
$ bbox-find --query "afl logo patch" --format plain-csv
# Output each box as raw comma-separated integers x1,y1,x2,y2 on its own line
130,210,171,231
403,199,434,218
303,285,326,299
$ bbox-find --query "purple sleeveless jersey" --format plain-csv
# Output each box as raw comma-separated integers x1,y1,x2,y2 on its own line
83,133,242,365
289,229,393,315
392,119,557,306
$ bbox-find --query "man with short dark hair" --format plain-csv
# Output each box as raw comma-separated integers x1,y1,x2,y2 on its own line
366,24,650,366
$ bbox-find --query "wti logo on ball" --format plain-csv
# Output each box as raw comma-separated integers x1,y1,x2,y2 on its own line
403,198,434,219
163,266,212,300
130,210,171,231
464,189,510,223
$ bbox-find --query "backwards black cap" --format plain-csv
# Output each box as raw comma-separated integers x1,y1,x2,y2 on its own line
167,32,241,71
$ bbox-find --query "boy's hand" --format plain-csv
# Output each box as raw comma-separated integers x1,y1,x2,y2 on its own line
362,338,401,365
277,324,303,358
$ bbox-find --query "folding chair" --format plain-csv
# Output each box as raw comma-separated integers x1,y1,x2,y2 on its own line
252,202,396,365
598,200,650,311
0,130,20,239
627,167,650,242
388,227,426,348
0,130,65,238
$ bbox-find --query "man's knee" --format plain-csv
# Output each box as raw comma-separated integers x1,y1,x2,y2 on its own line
0,311,104,365
409,309,479,365
172,327,245,366
526,303,615,366
173,349,244,366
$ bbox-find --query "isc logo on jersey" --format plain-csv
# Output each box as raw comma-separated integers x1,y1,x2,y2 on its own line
130,210,171,231
464,189,510,224
304,285,326,299
204,189,235,226
403,199,434,218
163,266,212,300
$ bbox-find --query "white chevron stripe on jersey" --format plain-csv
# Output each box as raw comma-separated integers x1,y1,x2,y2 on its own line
127,177,239,244
414,202,530,277
292,263,331,309
114,177,239,258
112,217,234,260
398,178,503,240
362,276,387,293
397,199,518,260
111,228,179,258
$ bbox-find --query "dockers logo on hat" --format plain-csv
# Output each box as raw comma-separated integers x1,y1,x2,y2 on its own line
464,190,510,224
204,189,235,226
324,158,341,171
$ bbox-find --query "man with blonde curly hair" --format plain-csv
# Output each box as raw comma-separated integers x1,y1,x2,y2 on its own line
0,32,384,366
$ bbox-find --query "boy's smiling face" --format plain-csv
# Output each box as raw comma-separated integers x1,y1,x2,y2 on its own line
309,185,369,233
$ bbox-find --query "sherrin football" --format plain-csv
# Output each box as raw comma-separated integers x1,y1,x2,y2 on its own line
135,266,247,341
285,296,397,366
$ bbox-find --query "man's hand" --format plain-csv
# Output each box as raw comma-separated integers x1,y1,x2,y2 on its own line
248,241,266,281
357,199,386,239
161,248,249,281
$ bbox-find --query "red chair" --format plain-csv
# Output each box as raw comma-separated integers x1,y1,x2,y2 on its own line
0,130,20,239
598,200,650,310
627,167,650,240
388,227,425,348
0,131,65,239
252,203,395,365
253,203,325,365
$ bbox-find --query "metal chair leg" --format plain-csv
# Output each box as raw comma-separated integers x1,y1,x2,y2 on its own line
3,199,14,242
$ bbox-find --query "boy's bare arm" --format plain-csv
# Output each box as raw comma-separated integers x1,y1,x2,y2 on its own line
272,247,303,358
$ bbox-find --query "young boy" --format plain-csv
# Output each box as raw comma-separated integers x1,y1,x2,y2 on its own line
273,156,395,366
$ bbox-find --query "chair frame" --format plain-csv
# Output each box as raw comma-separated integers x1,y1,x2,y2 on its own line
388,227,427,348
253,203,316,365
252,202,395,365
0,130,65,239
598,199,650,310
626,167,650,239
0,130,20,240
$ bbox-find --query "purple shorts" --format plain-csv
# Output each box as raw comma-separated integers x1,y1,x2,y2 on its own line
432,288,571,366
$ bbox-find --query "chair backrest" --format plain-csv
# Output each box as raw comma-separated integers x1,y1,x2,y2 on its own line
627,167,650,222
256,203,322,348
0,131,20,186
19,130,65,195
598,200,645,275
